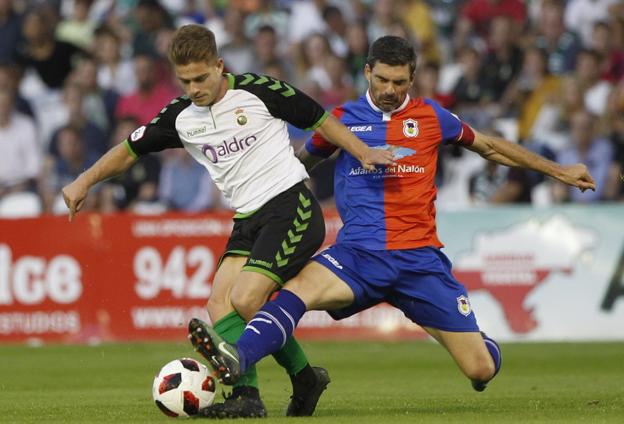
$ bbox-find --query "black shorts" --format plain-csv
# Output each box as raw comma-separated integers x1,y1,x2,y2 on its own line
222,181,325,285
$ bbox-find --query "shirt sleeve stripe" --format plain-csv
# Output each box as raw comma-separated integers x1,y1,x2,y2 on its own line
304,111,329,131
123,139,139,159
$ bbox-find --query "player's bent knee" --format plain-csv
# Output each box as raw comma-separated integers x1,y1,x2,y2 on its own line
206,295,232,321
464,355,496,382
230,287,268,321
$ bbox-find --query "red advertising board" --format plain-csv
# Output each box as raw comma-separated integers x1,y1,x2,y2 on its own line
0,211,426,344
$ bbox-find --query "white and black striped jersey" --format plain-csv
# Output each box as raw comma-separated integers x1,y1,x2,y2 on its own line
124,73,328,213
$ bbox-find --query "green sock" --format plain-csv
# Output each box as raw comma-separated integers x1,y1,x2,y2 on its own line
213,311,258,389
272,336,309,375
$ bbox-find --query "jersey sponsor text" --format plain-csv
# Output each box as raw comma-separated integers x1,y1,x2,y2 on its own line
202,135,257,163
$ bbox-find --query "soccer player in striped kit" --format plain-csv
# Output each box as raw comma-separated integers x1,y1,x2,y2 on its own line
189,36,596,398
62,25,394,418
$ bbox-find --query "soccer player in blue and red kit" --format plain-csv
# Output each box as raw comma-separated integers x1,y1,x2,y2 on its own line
189,36,596,399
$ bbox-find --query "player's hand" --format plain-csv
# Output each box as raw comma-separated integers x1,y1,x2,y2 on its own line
359,147,395,171
559,163,596,192
62,180,89,222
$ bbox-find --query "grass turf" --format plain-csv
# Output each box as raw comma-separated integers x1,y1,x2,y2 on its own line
0,341,622,423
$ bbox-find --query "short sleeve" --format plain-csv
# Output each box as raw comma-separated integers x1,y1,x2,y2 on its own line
424,98,463,145
304,106,343,158
232,73,328,130
125,97,190,157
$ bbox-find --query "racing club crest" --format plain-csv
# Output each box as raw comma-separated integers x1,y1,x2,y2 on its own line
402,119,419,138
457,295,472,316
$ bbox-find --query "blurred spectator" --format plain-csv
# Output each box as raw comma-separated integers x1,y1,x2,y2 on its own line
175,0,227,44
564,0,619,47
295,32,333,98
71,56,118,135
469,161,508,205
0,63,33,117
0,87,41,202
344,21,369,93
0,0,23,65
490,142,556,204
553,109,613,202
98,116,162,212
412,63,454,109
321,5,348,58
451,46,492,128
510,46,561,142
367,0,401,44
251,24,292,79
591,21,624,84
93,24,137,96
15,6,86,91
458,0,526,40
219,7,255,75
318,54,355,108
245,0,289,47
42,79,108,155
530,75,585,153
115,54,179,125
533,0,581,75
56,0,96,50
153,26,185,93
132,0,173,58
436,141,488,209
400,0,441,66
287,0,326,46
158,149,221,212
482,16,523,103
40,123,99,213
574,48,612,116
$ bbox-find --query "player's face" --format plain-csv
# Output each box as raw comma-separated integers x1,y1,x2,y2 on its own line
175,59,225,107
365,62,413,112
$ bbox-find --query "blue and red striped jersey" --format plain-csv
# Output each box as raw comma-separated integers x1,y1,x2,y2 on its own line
306,93,467,250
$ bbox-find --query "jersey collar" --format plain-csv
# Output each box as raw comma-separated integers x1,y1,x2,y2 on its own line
365,90,411,121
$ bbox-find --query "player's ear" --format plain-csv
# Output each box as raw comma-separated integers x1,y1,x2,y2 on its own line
364,64,371,83
216,58,224,72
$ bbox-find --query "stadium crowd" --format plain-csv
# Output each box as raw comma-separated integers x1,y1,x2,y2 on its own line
0,0,623,217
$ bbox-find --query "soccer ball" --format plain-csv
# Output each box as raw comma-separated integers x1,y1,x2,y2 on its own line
152,358,216,418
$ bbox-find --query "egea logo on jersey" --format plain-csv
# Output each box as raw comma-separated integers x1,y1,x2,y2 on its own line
202,135,257,163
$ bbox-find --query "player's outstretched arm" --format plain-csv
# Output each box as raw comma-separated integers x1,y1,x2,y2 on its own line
466,129,596,192
315,114,394,170
62,142,137,221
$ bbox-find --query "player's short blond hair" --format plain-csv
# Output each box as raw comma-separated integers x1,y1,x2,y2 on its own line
168,25,218,66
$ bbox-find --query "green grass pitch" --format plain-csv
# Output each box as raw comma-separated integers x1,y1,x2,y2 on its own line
0,340,622,423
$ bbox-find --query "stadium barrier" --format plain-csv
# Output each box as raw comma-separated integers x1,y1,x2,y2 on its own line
1,205,623,343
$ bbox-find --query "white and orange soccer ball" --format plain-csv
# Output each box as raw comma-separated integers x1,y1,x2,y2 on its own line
152,358,217,418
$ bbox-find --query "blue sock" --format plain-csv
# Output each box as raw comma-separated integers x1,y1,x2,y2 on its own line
482,334,502,379
236,290,307,373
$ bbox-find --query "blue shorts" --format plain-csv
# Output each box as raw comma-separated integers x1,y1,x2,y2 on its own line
312,244,480,332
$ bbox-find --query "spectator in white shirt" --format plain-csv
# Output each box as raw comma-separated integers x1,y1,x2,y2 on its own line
0,87,41,200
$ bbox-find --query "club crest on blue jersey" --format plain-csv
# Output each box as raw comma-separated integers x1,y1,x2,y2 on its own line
402,119,419,138
456,295,472,316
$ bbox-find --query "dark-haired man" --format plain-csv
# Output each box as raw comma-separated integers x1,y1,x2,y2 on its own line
62,24,393,418
189,35,596,398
